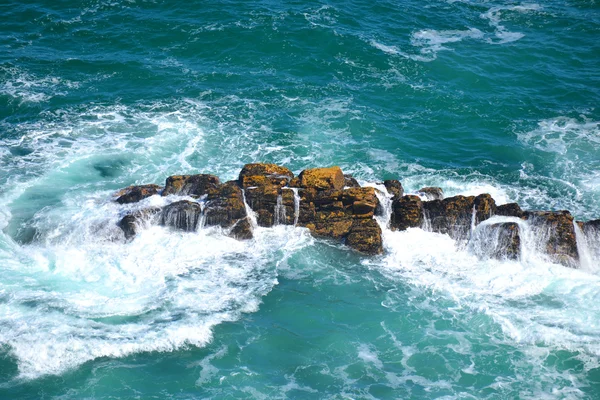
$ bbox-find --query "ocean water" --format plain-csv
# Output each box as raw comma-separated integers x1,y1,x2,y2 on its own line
1,0,599,398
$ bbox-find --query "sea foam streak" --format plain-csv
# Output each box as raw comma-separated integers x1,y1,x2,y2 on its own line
0,66,80,104
481,3,542,44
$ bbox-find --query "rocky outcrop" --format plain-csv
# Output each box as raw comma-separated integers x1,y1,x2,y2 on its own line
292,180,381,253
390,195,423,231
496,203,526,219
112,163,597,264
204,181,249,231
344,174,360,188
526,211,578,267
418,187,443,200
421,194,496,240
346,219,383,255
384,180,404,200
161,201,202,231
245,185,295,227
162,174,220,197
298,166,345,191
115,184,162,204
239,163,294,188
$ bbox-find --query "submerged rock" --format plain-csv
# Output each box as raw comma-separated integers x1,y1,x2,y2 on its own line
417,186,443,200
115,184,162,204
162,174,220,197
526,211,578,268
118,214,138,240
299,166,345,191
390,195,423,231
239,163,294,188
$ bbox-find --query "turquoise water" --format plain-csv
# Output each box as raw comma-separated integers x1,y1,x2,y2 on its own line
1,0,599,398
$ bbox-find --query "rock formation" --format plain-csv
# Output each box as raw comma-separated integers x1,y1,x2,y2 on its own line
112,163,596,266
384,180,404,200
390,195,423,231
161,200,202,232
344,175,361,188
115,184,162,204
525,211,579,267
238,163,293,188
162,174,220,197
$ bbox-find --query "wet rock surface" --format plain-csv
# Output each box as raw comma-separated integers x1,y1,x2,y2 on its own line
239,163,294,188
346,219,383,255
390,195,423,231
116,184,162,204
583,219,600,232
118,207,161,239
162,174,220,197
384,180,404,200
299,166,345,191
419,194,496,241
229,217,253,240
113,163,595,263
496,203,526,219
161,201,202,232
526,211,578,268
204,182,249,231
245,185,295,227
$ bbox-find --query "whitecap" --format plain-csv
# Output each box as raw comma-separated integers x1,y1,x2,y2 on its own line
481,4,542,44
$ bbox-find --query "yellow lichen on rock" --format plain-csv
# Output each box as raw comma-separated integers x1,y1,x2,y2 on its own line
299,166,345,191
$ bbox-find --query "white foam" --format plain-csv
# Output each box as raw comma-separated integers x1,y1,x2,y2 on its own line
408,28,484,60
370,225,600,375
518,117,600,155
0,66,80,104
357,343,384,369
516,116,600,217
481,4,542,44
369,40,400,55
0,191,312,379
